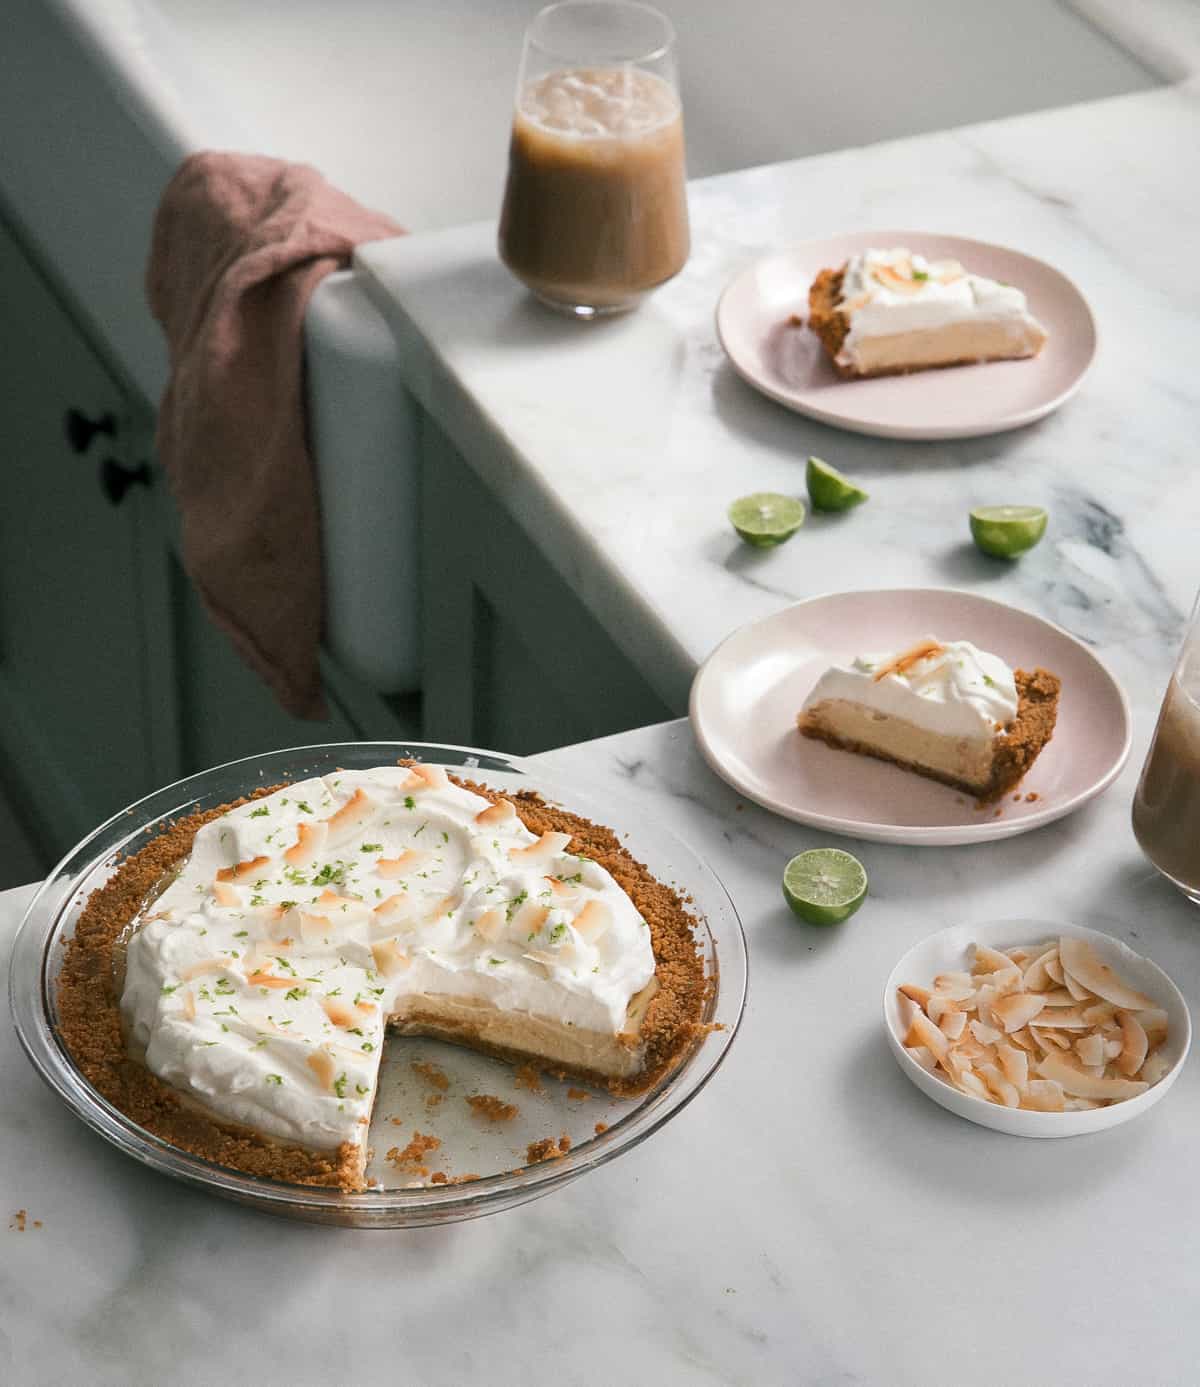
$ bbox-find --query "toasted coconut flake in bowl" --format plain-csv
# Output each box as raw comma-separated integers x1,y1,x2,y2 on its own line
884,921,1191,1139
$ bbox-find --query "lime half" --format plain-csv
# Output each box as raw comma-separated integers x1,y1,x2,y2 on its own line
806,456,869,512
728,493,805,548
969,505,1047,558
782,848,868,926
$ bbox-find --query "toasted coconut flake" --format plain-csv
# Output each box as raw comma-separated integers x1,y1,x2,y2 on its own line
573,900,612,943
905,1012,949,1062
307,1049,337,1090
978,1063,1020,1108
212,881,241,908
284,820,327,866
969,1019,1003,1046
1027,1007,1090,1030
996,1042,1028,1091
1037,1051,1149,1101
898,983,933,1008
215,855,271,884
371,938,410,977
323,998,357,1028
905,1045,939,1074
973,944,1017,975
1038,988,1079,1008
1063,969,1093,1003
1136,1008,1169,1045
325,787,374,840
1010,1027,1038,1052
406,763,450,792
1058,937,1154,1011
991,992,1046,1033
1116,1011,1149,1078
934,970,972,991
373,893,417,924
377,850,432,879
514,902,551,938
991,967,1023,997
180,957,235,982
247,971,295,989
475,798,517,827
938,1010,967,1040
953,1068,991,1101
1141,1052,1172,1084
1029,1024,1070,1051
545,876,577,900
473,908,505,943
1022,948,1058,992
1045,955,1064,985
1021,1079,1065,1113
1074,1033,1106,1068
1083,1001,1118,1027
181,989,196,1021
299,911,333,944
509,831,573,865
926,995,955,1023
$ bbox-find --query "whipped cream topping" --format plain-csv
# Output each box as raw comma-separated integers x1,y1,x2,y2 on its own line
121,767,656,1150
803,637,1019,740
837,248,1042,361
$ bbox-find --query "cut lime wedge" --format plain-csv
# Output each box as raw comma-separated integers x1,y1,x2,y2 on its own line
806,456,869,512
728,493,805,548
969,505,1048,558
782,848,868,926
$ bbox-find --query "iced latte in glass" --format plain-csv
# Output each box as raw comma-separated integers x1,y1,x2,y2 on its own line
1133,592,1200,902
499,2,689,317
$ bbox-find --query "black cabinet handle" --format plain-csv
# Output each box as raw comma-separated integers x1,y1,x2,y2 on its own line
99,458,151,507
64,408,117,454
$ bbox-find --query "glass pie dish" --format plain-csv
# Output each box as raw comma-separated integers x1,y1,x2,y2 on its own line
9,742,746,1228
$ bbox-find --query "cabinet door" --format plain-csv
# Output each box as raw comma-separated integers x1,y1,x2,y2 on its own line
0,215,153,853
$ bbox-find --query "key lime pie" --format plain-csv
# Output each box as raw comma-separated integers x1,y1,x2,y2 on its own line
807,248,1048,378
797,638,1060,802
57,764,708,1190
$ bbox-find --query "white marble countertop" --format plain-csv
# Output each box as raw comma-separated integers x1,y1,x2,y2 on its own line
5,717,1200,1385
358,78,1200,731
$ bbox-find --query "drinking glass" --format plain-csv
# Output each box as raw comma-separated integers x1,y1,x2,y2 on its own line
497,1,690,318
1132,587,1200,902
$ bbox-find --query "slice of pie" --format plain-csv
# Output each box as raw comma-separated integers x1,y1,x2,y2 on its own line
56,764,709,1191
806,247,1048,378
797,637,1060,802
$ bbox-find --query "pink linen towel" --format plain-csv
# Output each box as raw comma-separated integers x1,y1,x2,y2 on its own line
147,151,404,720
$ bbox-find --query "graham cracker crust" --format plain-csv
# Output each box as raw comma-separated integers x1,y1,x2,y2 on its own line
54,773,711,1192
798,667,1061,804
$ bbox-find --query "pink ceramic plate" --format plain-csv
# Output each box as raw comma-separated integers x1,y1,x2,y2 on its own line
715,231,1097,440
689,589,1130,845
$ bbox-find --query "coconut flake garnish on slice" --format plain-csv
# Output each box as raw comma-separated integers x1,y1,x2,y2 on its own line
897,937,1171,1112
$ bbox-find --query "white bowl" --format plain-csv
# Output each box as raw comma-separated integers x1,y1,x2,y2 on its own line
883,919,1191,1138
